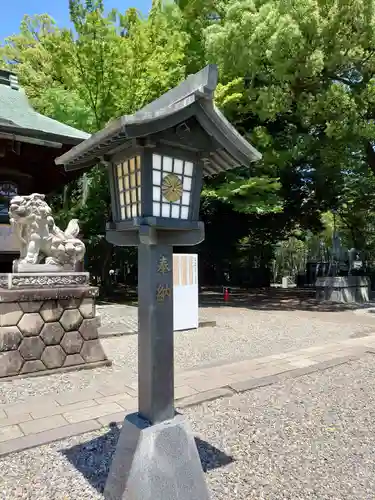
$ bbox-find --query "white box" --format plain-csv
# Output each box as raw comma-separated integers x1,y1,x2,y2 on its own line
173,254,198,331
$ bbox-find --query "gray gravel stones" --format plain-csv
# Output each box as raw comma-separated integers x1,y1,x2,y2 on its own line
1,355,375,499
0,305,374,405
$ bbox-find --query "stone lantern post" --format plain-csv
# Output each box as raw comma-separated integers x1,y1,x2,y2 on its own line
56,64,261,500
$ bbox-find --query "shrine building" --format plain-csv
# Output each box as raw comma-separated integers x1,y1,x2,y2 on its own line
0,69,89,272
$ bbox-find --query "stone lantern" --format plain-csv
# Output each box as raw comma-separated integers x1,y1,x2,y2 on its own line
56,64,261,500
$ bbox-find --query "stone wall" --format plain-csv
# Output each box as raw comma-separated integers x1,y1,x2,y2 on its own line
0,287,110,378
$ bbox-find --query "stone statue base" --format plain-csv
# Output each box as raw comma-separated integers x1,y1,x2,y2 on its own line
12,262,75,274
0,277,110,378
0,272,89,289
316,276,370,303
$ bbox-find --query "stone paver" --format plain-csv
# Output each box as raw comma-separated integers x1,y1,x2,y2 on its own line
3,396,59,418
63,402,124,424
20,415,67,436
30,400,98,420
97,411,129,426
55,389,103,406
0,332,374,456
174,385,199,399
0,420,101,456
0,413,31,428
94,393,136,407
0,424,23,442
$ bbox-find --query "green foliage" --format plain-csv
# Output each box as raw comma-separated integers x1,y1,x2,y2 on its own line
205,0,375,242
203,173,282,214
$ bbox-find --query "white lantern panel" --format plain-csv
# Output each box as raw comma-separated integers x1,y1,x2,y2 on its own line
171,205,180,218
131,204,138,217
153,170,161,185
153,186,161,201
183,176,192,191
180,206,189,219
153,154,162,170
162,203,170,217
184,161,193,176
121,207,126,219
182,192,190,205
153,202,160,216
163,156,173,172
174,159,183,174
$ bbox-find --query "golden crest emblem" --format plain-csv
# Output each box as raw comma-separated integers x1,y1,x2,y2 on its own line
162,174,183,202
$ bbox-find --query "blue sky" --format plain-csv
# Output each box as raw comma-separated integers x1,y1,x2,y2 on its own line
1,0,152,40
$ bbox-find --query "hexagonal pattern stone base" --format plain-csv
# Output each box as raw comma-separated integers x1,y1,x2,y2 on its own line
0,286,108,378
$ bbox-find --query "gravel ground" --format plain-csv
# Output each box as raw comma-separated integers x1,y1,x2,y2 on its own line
97,304,137,333
1,354,375,499
0,305,374,405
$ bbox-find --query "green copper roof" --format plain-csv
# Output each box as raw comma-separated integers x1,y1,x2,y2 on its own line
0,70,90,145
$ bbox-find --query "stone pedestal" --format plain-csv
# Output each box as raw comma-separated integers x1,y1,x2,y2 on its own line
0,273,110,378
104,413,210,500
316,276,370,303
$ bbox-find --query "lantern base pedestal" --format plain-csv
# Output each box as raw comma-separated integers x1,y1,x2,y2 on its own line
104,413,210,500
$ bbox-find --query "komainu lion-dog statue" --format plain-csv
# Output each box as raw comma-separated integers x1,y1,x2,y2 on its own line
9,193,85,272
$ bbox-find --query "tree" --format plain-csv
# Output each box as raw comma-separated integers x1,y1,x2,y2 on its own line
204,0,375,243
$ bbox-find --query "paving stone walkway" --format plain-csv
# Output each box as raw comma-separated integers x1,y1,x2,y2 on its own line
1,332,375,457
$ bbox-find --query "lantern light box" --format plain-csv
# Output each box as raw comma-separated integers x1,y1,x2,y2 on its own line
56,64,261,244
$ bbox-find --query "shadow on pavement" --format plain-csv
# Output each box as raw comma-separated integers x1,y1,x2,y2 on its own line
61,422,233,494
199,288,375,313
97,287,375,314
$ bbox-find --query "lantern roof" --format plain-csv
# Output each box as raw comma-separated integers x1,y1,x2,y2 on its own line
56,64,261,176
0,70,90,146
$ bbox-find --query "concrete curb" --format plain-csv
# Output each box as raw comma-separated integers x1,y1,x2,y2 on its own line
0,359,112,382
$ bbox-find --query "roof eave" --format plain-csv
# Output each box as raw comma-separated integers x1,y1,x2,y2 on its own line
56,66,219,168
0,122,90,146
196,101,262,166
56,100,262,173
56,100,200,169
55,65,262,173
